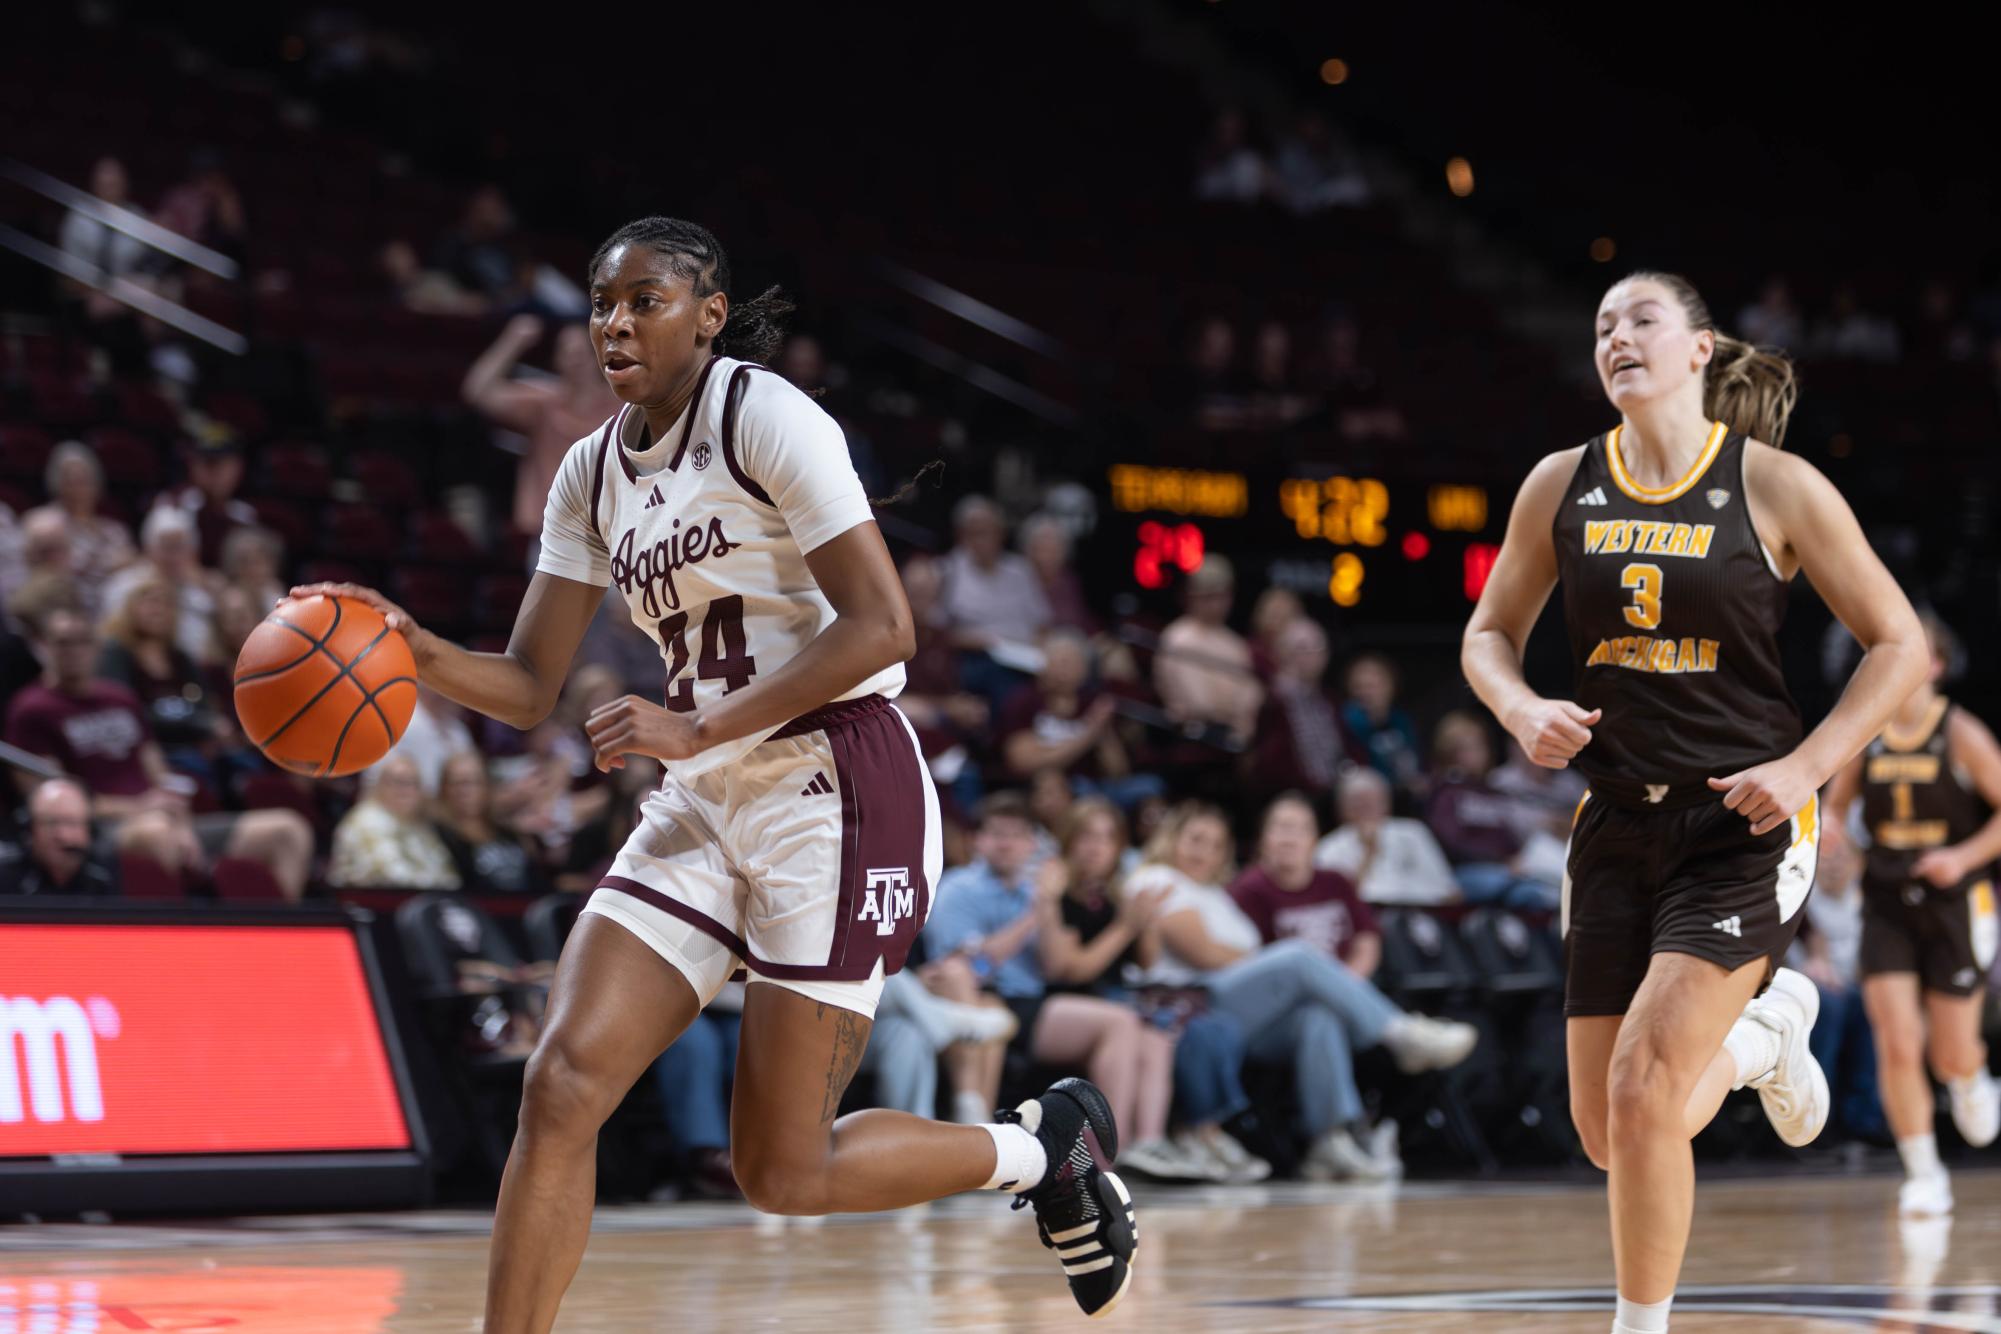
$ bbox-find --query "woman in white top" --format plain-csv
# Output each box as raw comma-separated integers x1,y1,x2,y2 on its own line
1132,801,1475,1179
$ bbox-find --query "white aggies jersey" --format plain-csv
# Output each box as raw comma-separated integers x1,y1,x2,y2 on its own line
536,355,904,779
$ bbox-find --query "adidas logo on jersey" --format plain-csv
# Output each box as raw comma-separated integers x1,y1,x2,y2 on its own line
1712,916,1743,938
799,772,834,798
643,485,666,510
1955,968,1978,989
1576,487,1609,506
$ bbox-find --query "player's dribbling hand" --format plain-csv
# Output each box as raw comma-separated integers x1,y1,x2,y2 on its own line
1912,847,1969,890
1708,755,1818,838
584,694,701,770
285,582,437,664
1504,697,1601,769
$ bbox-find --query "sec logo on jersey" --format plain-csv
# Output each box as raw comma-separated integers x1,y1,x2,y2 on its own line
692,441,713,470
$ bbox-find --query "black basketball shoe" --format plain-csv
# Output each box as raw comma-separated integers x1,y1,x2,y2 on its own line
998,1077,1138,1318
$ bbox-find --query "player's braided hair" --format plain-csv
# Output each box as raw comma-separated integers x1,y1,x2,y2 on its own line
1621,270,1799,448
587,217,792,365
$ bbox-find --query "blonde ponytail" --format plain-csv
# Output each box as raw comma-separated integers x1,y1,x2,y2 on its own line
1622,270,1801,448
1706,333,1799,449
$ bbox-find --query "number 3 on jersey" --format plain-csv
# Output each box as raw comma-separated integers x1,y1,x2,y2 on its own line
657,595,759,712
1621,562,1663,629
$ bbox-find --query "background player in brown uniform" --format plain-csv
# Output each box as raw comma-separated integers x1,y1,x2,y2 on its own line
1825,613,2001,1216
1462,272,1928,1334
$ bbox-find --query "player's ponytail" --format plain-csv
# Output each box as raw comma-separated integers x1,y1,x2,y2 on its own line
1622,270,1800,448
1705,332,1798,450
586,215,792,365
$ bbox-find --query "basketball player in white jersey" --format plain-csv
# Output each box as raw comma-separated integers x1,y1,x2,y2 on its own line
293,217,1136,1331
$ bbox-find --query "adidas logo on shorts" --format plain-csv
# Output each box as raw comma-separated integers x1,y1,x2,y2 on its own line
799,772,834,798
1712,916,1742,938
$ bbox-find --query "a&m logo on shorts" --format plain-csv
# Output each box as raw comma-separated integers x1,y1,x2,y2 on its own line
859,867,916,936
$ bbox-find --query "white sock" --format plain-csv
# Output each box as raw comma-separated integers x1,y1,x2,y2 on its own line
953,1089,990,1125
1722,1014,1779,1089
1898,1133,1942,1180
1612,1292,1672,1333
979,1122,1047,1192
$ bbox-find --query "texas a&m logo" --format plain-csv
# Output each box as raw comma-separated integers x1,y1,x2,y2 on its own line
857,868,916,936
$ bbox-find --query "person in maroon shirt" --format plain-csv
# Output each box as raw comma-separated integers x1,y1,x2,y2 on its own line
1424,711,1556,910
997,630,1163,813
4,606,311,894
152,437,259,570
1244,617,1365,808
1229,791,1380,972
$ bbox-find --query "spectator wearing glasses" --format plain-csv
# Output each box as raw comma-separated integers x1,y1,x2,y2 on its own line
0,778,120,897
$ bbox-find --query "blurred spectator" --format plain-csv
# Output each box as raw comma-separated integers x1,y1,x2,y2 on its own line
1019,513,1097,636
102,507,215,661
1737,277,1805,352
217,525,285,615
1424,712,1557,910
5,605,308,894
26,441,137,611
1788,827,1885,1141
576,589,668,697
328,753,461,888
154,435,259,570
1246,616,1359,806
381,238,487,316
1193,107,1269,204
1814,285,1903,362
925,794,1178,1144
96,575,217,760
1489,736,1587,843
6,511,75,609
1232,794,1380,970
1247,586,1305,681
1035,797,1267,1182
1303,312,1406,442
1912,279,1976,363
1314,768,1460,906
1132,802,1474,1180
1271,111,1371,213
895,556,988,813
0,778,120,897
435,751,542,894
859,968,1016,1125
59,156,151,281
1247,320,1312,427
433,185,519,300
389,684,479,794
648,985,746,1199
463,314,619,541
0,504,23,598
1154,557,1262,747
1340,652,1424,801
153,149,246,263
206,582,262,684
939,496,1051,707
998,629,1160,812
1187,317,1248,429
776,334,883,497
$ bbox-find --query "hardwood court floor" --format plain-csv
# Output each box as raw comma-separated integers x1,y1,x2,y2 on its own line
7,1171,2001,1331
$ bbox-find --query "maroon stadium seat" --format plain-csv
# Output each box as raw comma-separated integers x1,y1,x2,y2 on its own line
0,425,54,479
351,451,423,509
86,426,164,492
211,856,288,902
117,854,185,900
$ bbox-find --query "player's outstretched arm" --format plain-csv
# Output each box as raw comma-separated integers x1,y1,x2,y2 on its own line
286,572,602,731
1461,447,1600,769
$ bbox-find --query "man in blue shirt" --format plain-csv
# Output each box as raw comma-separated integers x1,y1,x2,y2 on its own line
925,792,1045,1002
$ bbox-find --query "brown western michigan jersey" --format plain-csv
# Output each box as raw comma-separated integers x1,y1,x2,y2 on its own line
1552,423,1801,807
1860,698,1987,888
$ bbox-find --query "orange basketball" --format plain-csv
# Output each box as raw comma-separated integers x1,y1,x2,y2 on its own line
233,594,419,778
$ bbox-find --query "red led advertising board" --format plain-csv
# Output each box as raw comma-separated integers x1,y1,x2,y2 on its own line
0,924,411,1157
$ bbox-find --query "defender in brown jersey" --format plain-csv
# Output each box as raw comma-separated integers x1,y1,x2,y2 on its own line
1462,271,1928,1334
1825,615,2001,1217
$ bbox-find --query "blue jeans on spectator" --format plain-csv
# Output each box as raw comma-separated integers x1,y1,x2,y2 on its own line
651,1011,741,1156
1171,1010,1251,1126
1455,862,1560,912
1811,980,1886,1141
858,1014,936,1117
1206,939,1404,1135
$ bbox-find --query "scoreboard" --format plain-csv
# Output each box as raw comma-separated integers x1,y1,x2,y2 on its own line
1106,463,1505,618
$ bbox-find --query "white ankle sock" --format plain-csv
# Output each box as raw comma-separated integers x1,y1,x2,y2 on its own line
1612,1292,1672,1332
1723,1014,1779,1088
1898,1133,1942,1180
979,1122,1047,1192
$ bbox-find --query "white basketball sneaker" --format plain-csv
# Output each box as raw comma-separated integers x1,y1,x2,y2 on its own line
1899,1170,1955,1218
1948,1071,2000,1149
1741,967,1830,1147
